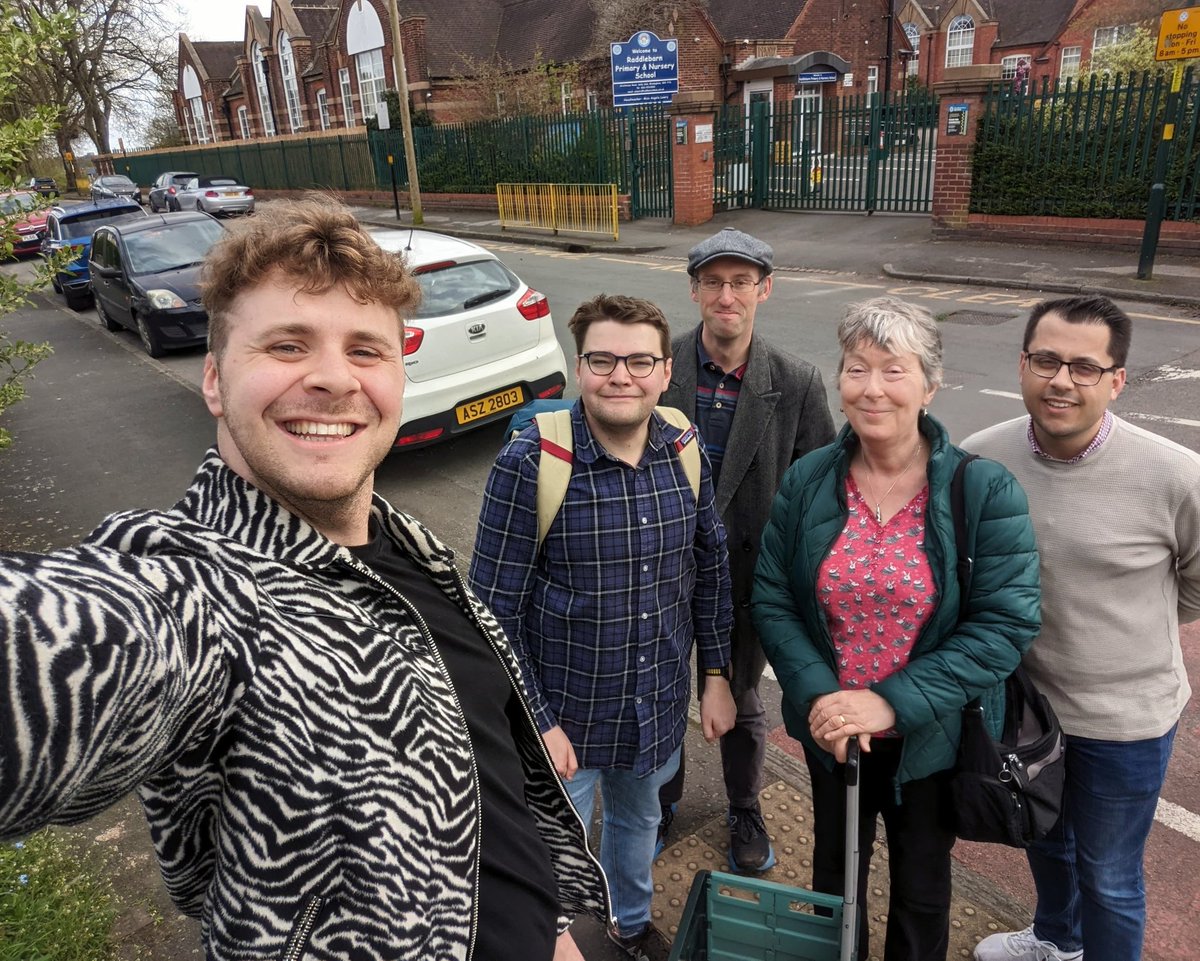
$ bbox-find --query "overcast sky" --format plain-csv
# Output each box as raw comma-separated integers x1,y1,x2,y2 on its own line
177,0,269,41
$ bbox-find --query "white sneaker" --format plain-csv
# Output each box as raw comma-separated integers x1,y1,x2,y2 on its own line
974,925,1083,961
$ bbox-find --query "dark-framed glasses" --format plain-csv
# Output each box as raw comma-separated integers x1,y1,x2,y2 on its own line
1024,352,1120,387
579,351,665,378
694,276,763,293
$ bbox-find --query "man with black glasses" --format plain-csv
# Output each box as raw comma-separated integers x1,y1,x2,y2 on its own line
471,294,736,961
966,295,1200,961
659,228,835,872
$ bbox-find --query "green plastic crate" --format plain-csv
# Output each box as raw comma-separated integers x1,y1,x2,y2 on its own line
667,870,847,961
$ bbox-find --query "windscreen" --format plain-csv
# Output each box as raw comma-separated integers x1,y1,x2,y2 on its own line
123,220,225,274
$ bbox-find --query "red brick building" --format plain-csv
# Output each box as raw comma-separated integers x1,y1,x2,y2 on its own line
899,0,1172,92
175,0,910,144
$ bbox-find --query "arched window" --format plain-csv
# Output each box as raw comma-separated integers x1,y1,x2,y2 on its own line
903,22,920,76
946,15,975,68
252,42,276,137
278,33,303,132
347,0,387,122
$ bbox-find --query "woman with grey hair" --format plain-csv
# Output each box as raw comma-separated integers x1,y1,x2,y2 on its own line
752,297,1041,961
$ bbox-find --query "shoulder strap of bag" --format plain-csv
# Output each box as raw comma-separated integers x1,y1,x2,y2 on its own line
532,406,701,549
951,453,981,621
533,409,575,548
654,405,701,504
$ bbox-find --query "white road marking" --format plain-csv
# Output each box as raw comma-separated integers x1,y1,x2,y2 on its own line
1146,365,1200,382
980,389,1024,400
1156,798,1200,843
1125,411,1200,428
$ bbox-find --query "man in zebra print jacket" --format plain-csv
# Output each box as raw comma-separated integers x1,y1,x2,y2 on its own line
0,199,609,960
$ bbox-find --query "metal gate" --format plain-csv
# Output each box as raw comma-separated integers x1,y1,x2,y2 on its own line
626,107,673,218
715,91,938,213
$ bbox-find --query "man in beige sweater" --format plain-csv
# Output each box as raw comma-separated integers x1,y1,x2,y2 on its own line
965,296,1200,961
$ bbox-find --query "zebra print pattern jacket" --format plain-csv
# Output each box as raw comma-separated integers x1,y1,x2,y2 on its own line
0,451,610,960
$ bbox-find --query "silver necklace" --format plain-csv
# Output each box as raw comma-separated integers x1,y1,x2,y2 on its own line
862,439,923,524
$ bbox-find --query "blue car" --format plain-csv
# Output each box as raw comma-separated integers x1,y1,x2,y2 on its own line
41,199,148,309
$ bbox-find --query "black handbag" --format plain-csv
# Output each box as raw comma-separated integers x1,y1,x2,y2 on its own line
947,455,1066,847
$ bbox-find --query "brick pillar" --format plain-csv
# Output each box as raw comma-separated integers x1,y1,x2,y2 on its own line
931,67,1000,232
669,94,718,227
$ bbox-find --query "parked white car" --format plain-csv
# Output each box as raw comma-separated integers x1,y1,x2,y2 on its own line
370,228,568,450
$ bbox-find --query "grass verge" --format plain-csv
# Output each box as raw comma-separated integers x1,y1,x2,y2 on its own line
1,830,119,961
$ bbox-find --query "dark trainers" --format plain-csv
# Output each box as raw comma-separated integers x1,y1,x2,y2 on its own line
727,803,776,872
608,924,671,961
653,802,676,858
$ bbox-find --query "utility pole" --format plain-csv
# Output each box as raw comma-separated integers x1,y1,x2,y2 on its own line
387,0,423,225
882,0,895,97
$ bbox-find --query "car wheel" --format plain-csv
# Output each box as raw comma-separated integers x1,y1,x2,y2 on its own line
51,274,62,294
95,295,121,332
135,313,165,358
168,197,179,212
149,197,159,212
64,291,90,312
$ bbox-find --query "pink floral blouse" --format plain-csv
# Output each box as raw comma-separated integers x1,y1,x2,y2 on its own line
816,475,938,731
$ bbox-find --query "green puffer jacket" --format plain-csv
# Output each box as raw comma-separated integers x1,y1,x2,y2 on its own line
752,413,1041,787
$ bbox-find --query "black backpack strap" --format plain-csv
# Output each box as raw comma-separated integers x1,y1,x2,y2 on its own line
951,454,981,621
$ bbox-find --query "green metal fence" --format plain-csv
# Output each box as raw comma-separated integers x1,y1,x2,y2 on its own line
118,107,675,219
715,92,939,214
369,107,673,217
972,70,1200,221
117,133,379,193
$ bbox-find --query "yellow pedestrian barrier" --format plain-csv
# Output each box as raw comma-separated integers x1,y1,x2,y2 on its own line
496,183,619,242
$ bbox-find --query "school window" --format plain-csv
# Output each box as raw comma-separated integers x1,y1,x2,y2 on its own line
1000,55,1021,80
252,43,276,137
1060,46,1082,78
237,106,250,139
946,15,975,68
903,22,920,76
586,88,599,111
339,67,355,126
560,81,572,115
317,88,330,130
279,32,304,132
188,96,209,144
355,47,386,121
1093,24,1137,49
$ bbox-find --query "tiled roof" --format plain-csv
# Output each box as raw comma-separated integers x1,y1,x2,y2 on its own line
707,0,810,39
495,0,595,66
293,4,339,43
988,0,1077,49
192,40,242,82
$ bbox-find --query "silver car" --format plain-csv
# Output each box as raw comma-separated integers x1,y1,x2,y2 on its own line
175,175,255,217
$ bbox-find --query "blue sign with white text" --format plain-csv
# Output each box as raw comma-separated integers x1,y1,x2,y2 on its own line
610,31,679,108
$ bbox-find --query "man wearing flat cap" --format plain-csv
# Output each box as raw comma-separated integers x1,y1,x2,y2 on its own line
659,227,835,871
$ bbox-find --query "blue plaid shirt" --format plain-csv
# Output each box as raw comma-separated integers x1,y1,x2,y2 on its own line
469,402,732,776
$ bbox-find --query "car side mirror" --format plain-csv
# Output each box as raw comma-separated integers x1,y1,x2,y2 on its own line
92,263,120,278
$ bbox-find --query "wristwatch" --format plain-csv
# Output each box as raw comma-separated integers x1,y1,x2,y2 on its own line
704,664,731,680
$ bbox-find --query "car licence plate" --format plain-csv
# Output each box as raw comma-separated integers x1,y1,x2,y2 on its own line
455,386,525,425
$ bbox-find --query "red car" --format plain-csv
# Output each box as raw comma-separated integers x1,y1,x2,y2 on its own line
1,190,49,256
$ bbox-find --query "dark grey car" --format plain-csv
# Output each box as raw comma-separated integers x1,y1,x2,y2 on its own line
91,175,141,205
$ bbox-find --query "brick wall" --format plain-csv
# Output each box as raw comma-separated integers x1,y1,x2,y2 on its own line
937,214,1200,254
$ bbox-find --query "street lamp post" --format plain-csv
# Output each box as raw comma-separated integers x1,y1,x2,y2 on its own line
387,0,423,225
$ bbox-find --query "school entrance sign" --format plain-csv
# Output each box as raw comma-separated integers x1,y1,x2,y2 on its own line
610,31,679,108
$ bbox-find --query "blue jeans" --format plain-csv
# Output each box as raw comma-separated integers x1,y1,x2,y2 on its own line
1030,726,1177,961
564,746,681,937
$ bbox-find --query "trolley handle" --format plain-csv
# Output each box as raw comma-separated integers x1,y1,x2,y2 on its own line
845,737,861,787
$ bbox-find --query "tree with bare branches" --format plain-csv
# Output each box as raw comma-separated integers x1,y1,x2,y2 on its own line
11,0,180,155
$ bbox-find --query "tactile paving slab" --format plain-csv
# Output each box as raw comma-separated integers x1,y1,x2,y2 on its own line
652,780,1022,960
